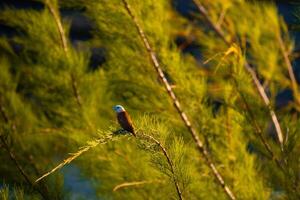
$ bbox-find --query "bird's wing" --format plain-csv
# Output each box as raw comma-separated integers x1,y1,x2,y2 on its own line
117,111,135,135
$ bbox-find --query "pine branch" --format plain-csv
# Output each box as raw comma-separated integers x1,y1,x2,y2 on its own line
0,102,9,124
0,137,53,200
45,0,83,108
121,1,236,199
36,131,182,199
35,132,122,183
0,137,31,186
192,0,284,149
192,1,230,46
277,33,300,108
232,78,284,171
70,73,83,108
113,180,163,192
0,102,50,200
0,96,16,132
45,0,68,54
140,133,184,200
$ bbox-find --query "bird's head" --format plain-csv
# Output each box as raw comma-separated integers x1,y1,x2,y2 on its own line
113,105,125,113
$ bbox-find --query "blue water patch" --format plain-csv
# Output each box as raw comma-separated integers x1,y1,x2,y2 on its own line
62,164,99,200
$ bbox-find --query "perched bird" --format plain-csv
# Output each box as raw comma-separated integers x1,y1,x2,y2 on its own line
113,105,136,137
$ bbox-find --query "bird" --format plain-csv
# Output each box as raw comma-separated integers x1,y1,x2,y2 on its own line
113,105,136,137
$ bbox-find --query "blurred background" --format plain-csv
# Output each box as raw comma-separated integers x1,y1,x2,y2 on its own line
0,0,300,199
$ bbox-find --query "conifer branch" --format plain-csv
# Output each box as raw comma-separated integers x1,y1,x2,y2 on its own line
0,102,9,124
45,0,68,54
0,102,50,199
140,133,184,200
244,62,284,149
0,98,49,199
0,96,16,132
35,133,119,183
121,1,236,199
192,0,284,149
113,180,163,192
232,78,284,171
192,1,230,46
0,137,31,186
0,137,52,199
45,0,83,108
71,73,83,107
277,33,300,108
0,138,48,200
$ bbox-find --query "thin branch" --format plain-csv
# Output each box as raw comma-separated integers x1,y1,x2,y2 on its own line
192,0,230,46
35,133,118,183
0,96,16,132
192,0,284,149
121,1,236,199
0,101,50,199
1,139,49,200
244,62,284,149
0,137,31,185
45,0,68,54
140,133,184,200
45,0,83,108
0,137,51,200
232,78,284,171
113,180,163,192
71,73,82,107
0,102,9,124
277,33,300,107
216,9,227,30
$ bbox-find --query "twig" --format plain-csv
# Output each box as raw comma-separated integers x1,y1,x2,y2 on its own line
140,133,184,200
0,102,9,124
232,78,284,171
0,137,30,185
113,180,163,192
192,0,230,46
0,137,50,200
71,73,82,107
277,33,300,107
35,133,117,183
45,0,68,54
0,101,50,199
192,0,284,149
216,9,227,29
121,1,236,199
45,0,83,108
0,95,17,132
244,62,284,149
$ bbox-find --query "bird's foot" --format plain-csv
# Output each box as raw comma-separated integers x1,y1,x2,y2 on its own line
113,129,129,135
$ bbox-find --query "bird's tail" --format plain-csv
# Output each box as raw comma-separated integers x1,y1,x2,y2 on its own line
132,130,136,137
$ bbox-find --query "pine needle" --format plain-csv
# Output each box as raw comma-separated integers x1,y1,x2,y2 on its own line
192,0,285,149
35,132,124,183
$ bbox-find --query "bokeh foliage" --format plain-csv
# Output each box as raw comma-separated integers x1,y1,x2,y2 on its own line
0,0,299,199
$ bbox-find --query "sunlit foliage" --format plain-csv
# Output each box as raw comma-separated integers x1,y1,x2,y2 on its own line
0,0,299,199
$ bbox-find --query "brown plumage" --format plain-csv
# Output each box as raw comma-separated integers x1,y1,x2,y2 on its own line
117,111,136,137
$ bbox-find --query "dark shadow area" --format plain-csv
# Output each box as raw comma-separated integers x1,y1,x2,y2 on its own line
0,0,44,10
61,9,94,42
89,47,106,71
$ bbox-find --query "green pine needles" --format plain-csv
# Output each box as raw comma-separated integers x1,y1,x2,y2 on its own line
0,0,300,199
